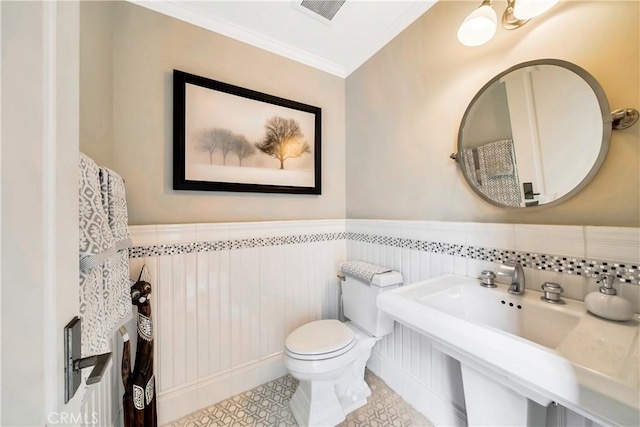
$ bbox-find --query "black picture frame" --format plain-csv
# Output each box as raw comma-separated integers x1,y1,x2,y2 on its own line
173,70,321,194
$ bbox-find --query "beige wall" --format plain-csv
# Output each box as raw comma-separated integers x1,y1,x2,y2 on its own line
82,1,638,227
346,0,639,226
80,0,114,169
81,1,346,225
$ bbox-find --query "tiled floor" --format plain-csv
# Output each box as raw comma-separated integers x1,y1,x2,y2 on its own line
166,369,433,427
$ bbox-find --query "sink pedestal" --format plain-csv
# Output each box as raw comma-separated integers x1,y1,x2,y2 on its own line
461,364,548,426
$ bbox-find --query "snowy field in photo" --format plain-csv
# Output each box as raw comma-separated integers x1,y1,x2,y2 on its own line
186,164,314,187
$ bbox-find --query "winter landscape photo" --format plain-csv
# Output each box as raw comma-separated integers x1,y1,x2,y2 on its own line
182,81,319,190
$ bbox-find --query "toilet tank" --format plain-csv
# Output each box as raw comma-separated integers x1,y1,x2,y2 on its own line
340,262,403,337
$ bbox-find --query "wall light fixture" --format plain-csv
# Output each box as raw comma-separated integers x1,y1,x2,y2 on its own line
458,0,560,46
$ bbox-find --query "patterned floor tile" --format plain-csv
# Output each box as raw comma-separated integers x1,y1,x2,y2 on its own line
165,369,432,427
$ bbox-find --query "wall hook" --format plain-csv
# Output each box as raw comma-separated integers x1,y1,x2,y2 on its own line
64,317,112,403
611,108,639,130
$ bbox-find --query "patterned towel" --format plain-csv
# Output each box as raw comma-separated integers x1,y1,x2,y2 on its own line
79,154,132,356
99,167,133,336
462,140,521,207
79,266,109,356
341,261,392,282
482,139,516,178
99,167,132,250
79,154,116,273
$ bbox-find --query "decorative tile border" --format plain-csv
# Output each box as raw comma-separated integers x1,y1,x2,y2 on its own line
128,232,347,258
348,232,639,284
128,230,639,285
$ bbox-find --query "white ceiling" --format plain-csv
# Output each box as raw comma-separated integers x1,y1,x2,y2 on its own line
129,0,438,78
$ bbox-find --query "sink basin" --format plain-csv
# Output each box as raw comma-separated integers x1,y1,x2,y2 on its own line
377,274,640,427
419,282,581,349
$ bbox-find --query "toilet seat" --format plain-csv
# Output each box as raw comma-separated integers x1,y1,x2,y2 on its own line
285,319,356,361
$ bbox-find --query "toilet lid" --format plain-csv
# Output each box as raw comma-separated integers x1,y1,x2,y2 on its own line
285,319,356,361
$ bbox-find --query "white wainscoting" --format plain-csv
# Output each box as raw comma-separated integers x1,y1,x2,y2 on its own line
128,220,346,425
122,218,636,426
79,332,126,427
347,221,468,426
80,360,117,427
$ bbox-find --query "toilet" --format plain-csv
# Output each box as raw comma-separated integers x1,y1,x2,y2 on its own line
283,261,402,427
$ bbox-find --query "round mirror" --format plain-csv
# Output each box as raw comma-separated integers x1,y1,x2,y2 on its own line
457,59,612,209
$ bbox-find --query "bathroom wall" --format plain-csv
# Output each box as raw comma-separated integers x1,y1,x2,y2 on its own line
127,220,346,424
346,0,640,226
80,1,346,225
80,0,114,170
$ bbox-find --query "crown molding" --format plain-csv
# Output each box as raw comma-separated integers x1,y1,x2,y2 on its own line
127,0,347,77
127,1,436,78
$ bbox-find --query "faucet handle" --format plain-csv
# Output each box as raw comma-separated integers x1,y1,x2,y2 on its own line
480,270,497,288
541,282,563,294
540,282,565,304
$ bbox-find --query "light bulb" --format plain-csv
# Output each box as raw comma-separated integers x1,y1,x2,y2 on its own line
457,2,498,47
513,0,560,20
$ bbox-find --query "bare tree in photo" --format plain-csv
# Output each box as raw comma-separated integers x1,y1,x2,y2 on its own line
198,128,234,164
255,116,311,169
219,134,236,166
233,135,256,166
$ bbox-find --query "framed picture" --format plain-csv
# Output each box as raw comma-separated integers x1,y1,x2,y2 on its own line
173,70,321,194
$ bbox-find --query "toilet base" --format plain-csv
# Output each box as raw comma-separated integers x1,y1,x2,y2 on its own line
288,342,373,427
290,380,347,427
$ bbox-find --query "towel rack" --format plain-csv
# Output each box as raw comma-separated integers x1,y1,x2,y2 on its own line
64,317,112,403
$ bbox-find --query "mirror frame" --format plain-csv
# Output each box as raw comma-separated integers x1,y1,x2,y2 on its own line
457,59,613,210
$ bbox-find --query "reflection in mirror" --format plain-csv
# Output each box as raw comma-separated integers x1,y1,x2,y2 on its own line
457,59,611,209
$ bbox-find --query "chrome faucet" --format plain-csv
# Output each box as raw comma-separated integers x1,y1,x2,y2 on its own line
498,262,525,295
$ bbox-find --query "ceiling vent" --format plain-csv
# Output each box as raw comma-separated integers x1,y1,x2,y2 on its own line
300,0,346,22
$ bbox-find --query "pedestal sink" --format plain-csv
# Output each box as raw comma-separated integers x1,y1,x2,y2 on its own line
376,274,640,426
